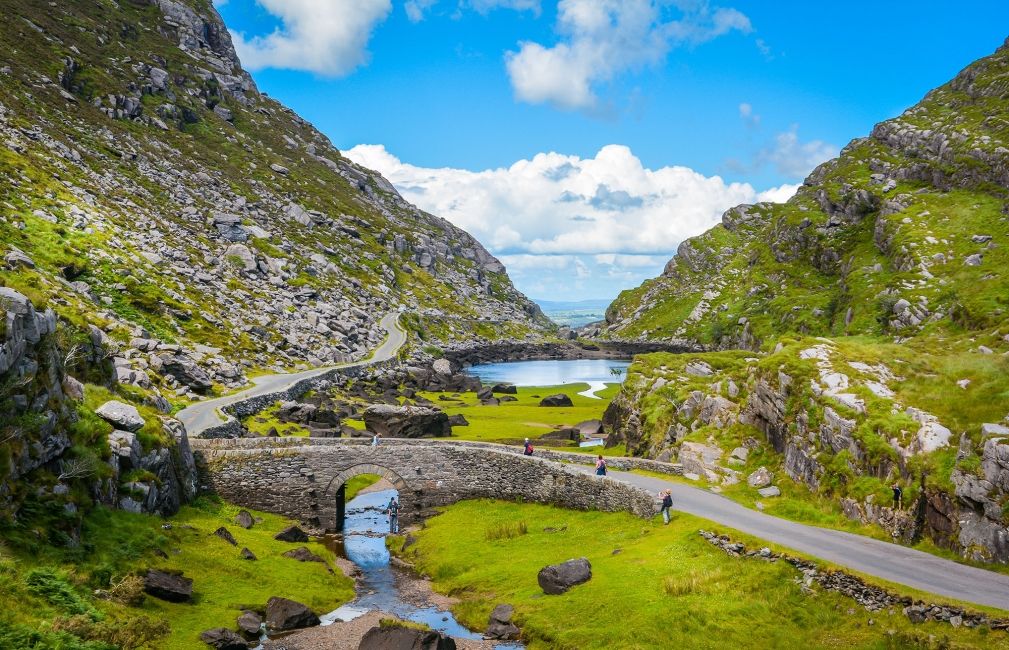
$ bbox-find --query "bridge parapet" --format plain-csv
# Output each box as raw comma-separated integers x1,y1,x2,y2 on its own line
193,438,658,531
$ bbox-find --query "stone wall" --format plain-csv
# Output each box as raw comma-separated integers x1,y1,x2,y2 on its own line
192,438,659,531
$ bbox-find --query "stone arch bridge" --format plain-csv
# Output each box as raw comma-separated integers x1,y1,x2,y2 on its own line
191,438,657,531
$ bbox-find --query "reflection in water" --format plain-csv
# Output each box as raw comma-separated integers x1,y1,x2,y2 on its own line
322,488,523,648
466,359,630,397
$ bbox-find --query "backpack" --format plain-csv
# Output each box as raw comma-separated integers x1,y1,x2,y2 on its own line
526,444,534,454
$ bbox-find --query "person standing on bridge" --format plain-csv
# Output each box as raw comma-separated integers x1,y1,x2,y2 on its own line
387,496,399,533
595,455,607,476
523,438,534,456
372,432,380,447
660,490,673,525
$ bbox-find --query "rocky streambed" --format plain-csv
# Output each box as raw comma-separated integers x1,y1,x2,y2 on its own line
264,484,524,650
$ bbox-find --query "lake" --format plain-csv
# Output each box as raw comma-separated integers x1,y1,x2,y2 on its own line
466,358,631,398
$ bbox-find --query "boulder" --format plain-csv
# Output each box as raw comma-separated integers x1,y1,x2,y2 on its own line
747,467,773,488
537,558,592,595
274,525,309,543
282,546,325,563
431,358,452,375
108,430,141,471
359,625,457,650
363,404,451,438
492,383,517,394
214,526,238,546
237,610,263,639
155,353,213,393
981,423,1009,438
758,486,781,498
96,400,145,432
199,627,248,650
541,427,579,441
265,596,319,631
476,386,493,400
575,419,604,436
235,510,254,529
143,569,193,603
486,604,520,640
448,414,469,427
539,394,573,407
240,547,257,561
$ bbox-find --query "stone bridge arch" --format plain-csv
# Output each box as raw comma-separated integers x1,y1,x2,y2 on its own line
323,463,410,530
191,439,657,534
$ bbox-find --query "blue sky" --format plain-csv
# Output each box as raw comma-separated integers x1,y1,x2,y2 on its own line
216,0,1009,302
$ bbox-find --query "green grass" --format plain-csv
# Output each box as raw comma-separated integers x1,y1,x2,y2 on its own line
0,498,354,649
415,384,619,445
395,500,1007,649
344,474,382,501
242,402,308,437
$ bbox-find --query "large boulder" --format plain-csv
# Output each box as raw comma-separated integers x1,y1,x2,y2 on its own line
265,596,319,631
537,558,592,595
747,467,773,488
96,400,145,432
363,404,451,438
575,419,604,436
237,610,263,639
143,569,193,602
152,352,213,393
199,627,248,650
539,394,573,407
282,546,325,563
492,383,517,394
485,604,520,640
235,510,254,529
359,625,457,650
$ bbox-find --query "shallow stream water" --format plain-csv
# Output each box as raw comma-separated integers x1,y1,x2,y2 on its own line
466,358,630,398
317,488,523,648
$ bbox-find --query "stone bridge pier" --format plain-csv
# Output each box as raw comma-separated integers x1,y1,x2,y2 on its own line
191,438,657,532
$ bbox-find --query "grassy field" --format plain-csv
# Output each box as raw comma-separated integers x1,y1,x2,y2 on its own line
393,500,1008,650
416,383,620,445
0,498,354,649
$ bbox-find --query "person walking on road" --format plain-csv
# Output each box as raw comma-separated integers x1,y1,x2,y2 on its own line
660,490,673,525
523,438,534,456
595,455,607,476
387,497,399,533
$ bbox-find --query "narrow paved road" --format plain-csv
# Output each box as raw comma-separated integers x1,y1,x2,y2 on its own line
177,312,406,436
584,467,1009,610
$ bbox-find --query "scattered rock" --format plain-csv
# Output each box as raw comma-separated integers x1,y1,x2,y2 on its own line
359,625,457,650
363,404,451,438
282,546,325,563
214,526,238,546
235,510,254,529
539,394,573,407
274,525,309,543
747,467,773,489
265,596,320,631
486,603,520,640
199,627,248,650
537,558,592,595
492,383,517,394
757,486,781,498
240,547,257,561
685,360,714,377
237,610,263,639
447,414,469,427
95,400,145,432
143,569,193,603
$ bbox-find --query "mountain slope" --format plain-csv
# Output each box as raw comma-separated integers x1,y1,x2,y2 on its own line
0,0,548,400
601,38,1009,563
605,37,1009,348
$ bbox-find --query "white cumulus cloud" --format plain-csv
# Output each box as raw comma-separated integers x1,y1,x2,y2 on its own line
506,0,752,110
344,143,796,299
761,125,838,179
230,0,392,76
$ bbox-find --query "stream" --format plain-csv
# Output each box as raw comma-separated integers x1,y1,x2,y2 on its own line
316,488,524,648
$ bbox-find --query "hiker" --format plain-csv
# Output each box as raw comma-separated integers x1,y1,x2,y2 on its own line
660,490,673,525
387,497,399,533
523,438,534,456
891,483,903,510
595,455,607,476
371,432,380,447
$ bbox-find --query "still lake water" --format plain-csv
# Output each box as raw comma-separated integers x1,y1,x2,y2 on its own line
466,359,631,398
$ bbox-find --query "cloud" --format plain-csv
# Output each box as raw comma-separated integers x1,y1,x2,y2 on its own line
229,0,392,76
406,0,540,22
505,0,752,110
738,101,760,128
761,125,838,179
405,0,438,22
345,143,797,299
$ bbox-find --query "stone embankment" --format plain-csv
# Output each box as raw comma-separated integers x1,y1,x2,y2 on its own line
700,530,1009,632
192,438,659,531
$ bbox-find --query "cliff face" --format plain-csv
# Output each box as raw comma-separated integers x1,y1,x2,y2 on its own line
0,0,548,404
602,39,1009,563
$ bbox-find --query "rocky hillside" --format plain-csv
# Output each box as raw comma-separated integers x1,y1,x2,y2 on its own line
0,0,548,403
602,39,1009,562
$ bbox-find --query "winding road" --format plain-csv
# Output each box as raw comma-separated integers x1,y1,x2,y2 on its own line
578,467,1009,611
177,312,406,436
